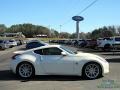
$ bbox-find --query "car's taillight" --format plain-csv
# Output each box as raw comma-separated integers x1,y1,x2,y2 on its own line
12,54,21,59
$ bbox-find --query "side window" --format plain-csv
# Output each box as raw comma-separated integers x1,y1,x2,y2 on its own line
34,49,43,55
34,47,62,55
43,47,62,55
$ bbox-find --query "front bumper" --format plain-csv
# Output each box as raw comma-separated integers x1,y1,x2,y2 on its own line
102,61,109,75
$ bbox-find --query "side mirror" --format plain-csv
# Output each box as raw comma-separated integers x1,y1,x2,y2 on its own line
61,52,67,56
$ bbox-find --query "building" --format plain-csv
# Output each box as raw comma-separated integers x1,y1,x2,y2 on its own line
35,34,48,38
1,32,25,38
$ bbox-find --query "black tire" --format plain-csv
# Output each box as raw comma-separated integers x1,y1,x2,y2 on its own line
82,62,102,80
0,46,2,50
103,44,111,51
0,46,5,50
16,62,35,79
10,45,14,48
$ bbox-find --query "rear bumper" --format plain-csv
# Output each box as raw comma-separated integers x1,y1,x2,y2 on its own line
10,59,18,74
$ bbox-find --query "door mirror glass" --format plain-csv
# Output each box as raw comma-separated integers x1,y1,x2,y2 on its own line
61,52,67,56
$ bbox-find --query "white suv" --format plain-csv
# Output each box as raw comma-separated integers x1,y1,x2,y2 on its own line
97,37,120,51
0,40,10,50
8,39,17,48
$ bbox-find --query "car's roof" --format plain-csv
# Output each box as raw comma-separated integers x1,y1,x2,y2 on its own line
14,45,61,54
33,45,61,50
27,40,48,45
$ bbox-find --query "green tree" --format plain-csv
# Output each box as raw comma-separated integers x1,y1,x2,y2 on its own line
59,32,71,38
91,26,115,39
0,24,7,34
79,32,87,39
50,29,59,38
117,26,120,35
70,33,76,39
7,23,50,38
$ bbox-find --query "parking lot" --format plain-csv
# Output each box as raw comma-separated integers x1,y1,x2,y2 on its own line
0,44,120,90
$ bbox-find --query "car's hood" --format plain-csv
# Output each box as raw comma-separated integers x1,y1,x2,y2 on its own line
76,52,97,57
75,52,105,61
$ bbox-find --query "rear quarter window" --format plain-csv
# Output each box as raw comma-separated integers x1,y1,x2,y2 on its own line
34,49,43,55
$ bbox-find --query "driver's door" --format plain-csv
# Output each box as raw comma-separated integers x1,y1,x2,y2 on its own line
36,47,74,75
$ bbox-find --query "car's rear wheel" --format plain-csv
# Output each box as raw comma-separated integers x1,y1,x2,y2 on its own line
103,44,111,51
0,46,2,50
82,62,102,80
16,62,35,79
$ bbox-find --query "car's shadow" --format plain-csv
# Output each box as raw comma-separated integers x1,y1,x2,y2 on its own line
0,70,84,82
0,70,102,82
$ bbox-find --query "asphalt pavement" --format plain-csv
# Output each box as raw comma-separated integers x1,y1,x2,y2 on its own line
0,45,120,90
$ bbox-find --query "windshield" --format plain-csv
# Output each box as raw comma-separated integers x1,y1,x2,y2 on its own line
60,46,76,54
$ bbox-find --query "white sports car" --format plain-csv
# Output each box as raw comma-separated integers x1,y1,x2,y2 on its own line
10,45,109,79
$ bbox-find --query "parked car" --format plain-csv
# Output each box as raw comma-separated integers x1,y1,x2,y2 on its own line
97,36,120,51
16,40,23,46
72,40,78,46
8,39,17,48
0,40,10,50
97,38,103,47
78,39,87,47
26,40,48,49
10,45,109,79
86,39,97,49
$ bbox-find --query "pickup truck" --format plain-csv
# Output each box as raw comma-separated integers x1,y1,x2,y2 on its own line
97,37,120,51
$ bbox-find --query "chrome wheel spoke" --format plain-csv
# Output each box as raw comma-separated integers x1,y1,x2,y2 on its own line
19,63,32,78
85,64,100,79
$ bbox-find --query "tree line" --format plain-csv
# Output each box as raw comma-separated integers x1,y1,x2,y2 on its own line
0,23,120,39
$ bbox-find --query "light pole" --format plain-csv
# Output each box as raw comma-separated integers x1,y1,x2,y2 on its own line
72,16,84,40
48,25,51,38
59,25,62,38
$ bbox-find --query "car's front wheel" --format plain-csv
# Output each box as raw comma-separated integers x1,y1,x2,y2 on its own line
16,62,35,79
82,62,102,80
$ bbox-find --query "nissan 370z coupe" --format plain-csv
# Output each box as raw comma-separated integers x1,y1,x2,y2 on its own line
10,45,109,80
